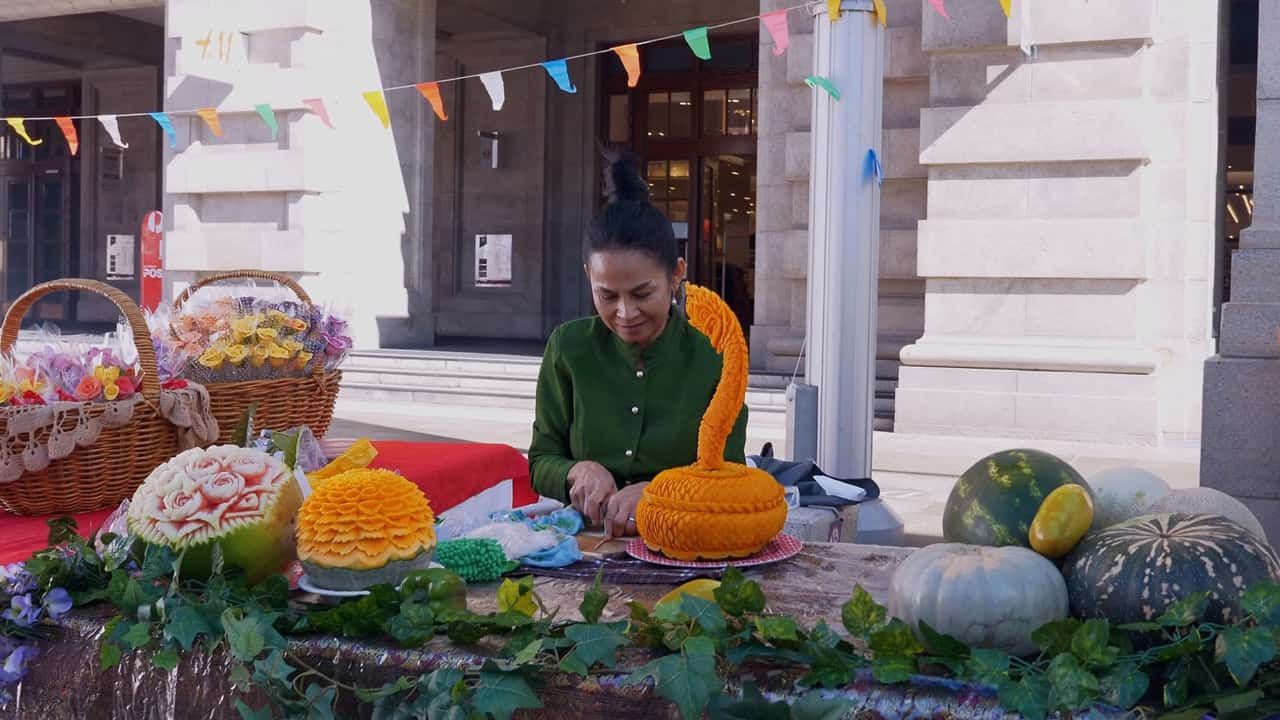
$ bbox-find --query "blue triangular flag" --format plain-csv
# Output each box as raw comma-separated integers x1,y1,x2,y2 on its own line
542,59,577,94
865,149,884,187
148,112,177,148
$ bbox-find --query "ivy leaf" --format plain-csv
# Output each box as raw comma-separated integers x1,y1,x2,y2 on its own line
1031,618,1081,656
270,430,301,471
1162,709,1211,720
423,667,465,697
1216,689,1265,714
229,664,252,692
1156,632,1205,662
871,655,917,684
626,640,720,720
997,675,1050,720
1157,592,1211,627
798,649,856,689
1045,653,1100,711
580,571,608,625
790,691,856,720
1164,659,1191,708
841,585,886,637
1244,583,1280,626
1216,626,1278,686
472,671,543,720
707,682,791,720
165,604,216,651
681,595,727,636
222,609,266,662
560,624,628,676
99,641,122,671
235,699,275,720
1071,619,1118,668
1098,662,1148,709
1117,621,1162,633
152,648,180,672
868,619,924,658
510,637,543,667
385,602,435,648
46,516,80,546
964,648,1010,686
301,683,337,720
714,568,766,617
807,621,841,650
122,621,153,650
497,577,538,617
918,620,968,659
140,544,178,583
253,649,297,686
754,616,800,644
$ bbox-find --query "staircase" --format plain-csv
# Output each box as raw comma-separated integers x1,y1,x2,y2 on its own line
339,349,787,423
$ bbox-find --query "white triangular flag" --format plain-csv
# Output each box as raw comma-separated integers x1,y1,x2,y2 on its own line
99,115,129,148
479,71,505,111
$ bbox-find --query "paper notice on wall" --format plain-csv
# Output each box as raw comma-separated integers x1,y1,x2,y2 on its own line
475,234,513,287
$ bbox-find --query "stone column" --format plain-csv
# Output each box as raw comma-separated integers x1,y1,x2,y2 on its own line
162,0,435,349
1202,1,1280,539
896,0,1219,444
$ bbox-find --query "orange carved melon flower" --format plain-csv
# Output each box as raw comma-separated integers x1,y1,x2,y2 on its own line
296,469,436,570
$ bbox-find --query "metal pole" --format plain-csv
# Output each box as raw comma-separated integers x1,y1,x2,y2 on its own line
804,0,883,479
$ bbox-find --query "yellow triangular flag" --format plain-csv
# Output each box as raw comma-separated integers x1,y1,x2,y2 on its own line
363,90,391,129
827,0,841,21
6,118,42,146
873,0,887,26
999,0,1012,17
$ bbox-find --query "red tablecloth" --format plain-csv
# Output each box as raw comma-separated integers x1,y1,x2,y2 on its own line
0,441,535,566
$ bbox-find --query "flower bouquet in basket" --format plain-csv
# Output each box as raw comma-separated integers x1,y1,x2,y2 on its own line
148,270,351,444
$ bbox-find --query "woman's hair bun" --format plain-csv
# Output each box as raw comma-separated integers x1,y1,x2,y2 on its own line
602,149,650,204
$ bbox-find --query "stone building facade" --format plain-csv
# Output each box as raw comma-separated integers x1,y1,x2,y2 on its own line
0,0,1252,450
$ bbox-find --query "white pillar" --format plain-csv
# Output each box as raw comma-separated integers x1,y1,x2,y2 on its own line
804,0,884,478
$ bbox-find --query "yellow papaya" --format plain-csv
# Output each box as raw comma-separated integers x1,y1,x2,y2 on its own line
1029,484,1095,559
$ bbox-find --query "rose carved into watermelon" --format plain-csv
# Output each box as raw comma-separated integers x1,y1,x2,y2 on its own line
1063,513,1280,625
127,445,302,585
943,449,1091,548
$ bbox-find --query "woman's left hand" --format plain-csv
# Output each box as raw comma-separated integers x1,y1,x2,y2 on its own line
603,482,649,538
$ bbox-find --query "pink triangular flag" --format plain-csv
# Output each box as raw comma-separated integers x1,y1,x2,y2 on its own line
760,10,790,56
929,0,949,18
302,98,334,129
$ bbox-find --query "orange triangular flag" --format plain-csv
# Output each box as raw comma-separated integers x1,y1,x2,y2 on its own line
54,117,78,155
5,118,42,146
416,82,448,121
196,107,222,136
613,44,641,88
363,91,390,129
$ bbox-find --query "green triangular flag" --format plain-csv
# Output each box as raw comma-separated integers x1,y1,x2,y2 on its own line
683,27,711,60
254,104,279,140
805,76,841,101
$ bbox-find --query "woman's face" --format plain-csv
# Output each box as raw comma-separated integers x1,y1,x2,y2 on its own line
586,249,686,348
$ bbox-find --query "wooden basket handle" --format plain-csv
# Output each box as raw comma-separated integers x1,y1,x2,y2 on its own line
1,279,161,402
173,269,312,309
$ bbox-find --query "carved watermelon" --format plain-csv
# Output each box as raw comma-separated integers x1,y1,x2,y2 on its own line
943,449,1090,548
1063,513,1280,624
127,445,302,586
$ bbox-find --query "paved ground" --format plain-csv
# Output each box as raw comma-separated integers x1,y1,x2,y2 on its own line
330,397,1201,546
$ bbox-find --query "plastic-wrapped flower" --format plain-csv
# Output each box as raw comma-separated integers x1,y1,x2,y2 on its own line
0,383,13,405
198,347,226,370
0,644,36,685
103,383,119,401
268,344,291,369
115,376,135,398
289,318,308,333
250,345,270,368
0,564,34,596
294,351,314,371
41,588,72,620
3,594,40,626
93,365,121,384
256,327,279,344
225,344,248,367
74,375,103,402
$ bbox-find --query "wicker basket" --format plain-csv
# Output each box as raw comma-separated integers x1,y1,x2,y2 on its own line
174,269,342,444
0,279,185,515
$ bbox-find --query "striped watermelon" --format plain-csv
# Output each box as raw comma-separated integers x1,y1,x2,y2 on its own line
942,449,1090,548
1063,513,1280,624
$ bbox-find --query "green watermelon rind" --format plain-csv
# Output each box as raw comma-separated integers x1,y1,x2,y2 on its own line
942,448,1091,548
1062,512,1280,625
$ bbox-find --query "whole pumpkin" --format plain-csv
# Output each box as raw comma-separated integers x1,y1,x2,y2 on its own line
1063,513,1280,625
1147,488,1266,541
887,543,1068,656
943,449,1090,548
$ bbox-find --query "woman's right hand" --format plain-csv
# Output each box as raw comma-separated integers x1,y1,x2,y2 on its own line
568,461,617,527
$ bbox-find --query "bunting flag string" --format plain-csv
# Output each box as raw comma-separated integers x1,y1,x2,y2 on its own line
302,98,335,129
479,72,506,111
612,44,642,88
197,107,223,136
149,112,177,148
760,11,790,56
0,1,900,149
99,116,129,149
54,117,78,155
5,119,41,147
255,104,279,139
416,82,448,121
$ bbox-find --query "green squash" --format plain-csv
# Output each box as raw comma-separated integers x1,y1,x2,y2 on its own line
942,449,1090,548
1063,513,1280,625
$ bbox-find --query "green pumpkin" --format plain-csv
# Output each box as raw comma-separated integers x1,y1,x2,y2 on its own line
942,449,1090,548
